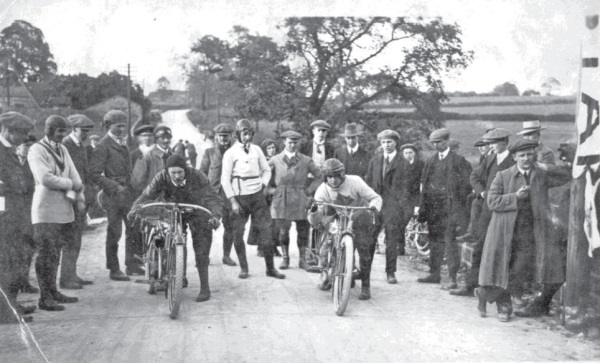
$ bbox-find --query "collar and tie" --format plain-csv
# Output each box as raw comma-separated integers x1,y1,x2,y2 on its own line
382,156,390,177
243,144,250,154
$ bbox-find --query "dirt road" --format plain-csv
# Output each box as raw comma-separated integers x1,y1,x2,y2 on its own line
2,221,600,363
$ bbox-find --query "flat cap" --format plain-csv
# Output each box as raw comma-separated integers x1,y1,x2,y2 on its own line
154,125,172,138
377,129,400,142
309,120,331,129
473,138,489,147
429,128,450,142
400,143,418,152
103,110,128,124
0,111,34,130
483,128,512,142
134,124,155,136
67,114,95,129
213,123,234,134
449,139,461,148
508,139,539,154
280,130,302,139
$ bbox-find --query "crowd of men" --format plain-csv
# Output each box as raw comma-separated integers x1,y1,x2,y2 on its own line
0,108,570,324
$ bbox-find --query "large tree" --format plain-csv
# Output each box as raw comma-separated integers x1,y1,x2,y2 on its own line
0,20,57,83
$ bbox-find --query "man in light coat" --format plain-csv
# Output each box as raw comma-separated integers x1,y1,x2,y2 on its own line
29,115,84,311
476,139,571,322
268,130,321,270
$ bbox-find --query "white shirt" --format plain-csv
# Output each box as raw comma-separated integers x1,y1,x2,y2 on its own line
313,175,382,212
383,150,397,162
496,149,509,165
347,144,359,155
108,131,126,146
0,134,12,148
311,140,326,168
284,150,297,159
69,133,82,146
438,147,450,160
221,142,271,198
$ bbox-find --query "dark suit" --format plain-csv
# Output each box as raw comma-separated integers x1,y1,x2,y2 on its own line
89,135,137,272
402,158,424,217
464,152,515,289
299,140,334,160
334,146,370,180
366,153,405,273
61,135,91,283
418,150,472,281
0,142,35,305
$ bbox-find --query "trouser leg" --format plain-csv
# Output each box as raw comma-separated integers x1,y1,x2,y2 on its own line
221,209,234,257
383,221,400,274
231,207,250,272
428,243,444,276
444,217,461,281
189,216,212,292
105,205,122,271
35,224,65,300
60,210,84,282
123,208,138,269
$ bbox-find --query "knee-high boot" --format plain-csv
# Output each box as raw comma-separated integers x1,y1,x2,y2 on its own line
298,246,308,270
279,245,290,269
196,258,210,302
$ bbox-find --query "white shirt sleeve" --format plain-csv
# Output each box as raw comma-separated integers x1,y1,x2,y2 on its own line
221,148,235,199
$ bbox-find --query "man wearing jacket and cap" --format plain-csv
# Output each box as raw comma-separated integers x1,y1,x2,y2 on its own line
366,130,406,283
518,120,555,165
300,120,335,170
29,115,84,311
130,125,155,168
60,114,96,289
476,139,571,322
131,125,173,195
451,128,515,297
400,143,424,246
200,123,238,267
131,154,223,302
0,112,38,323
89,110,142,281
333,123,371,180
267,130,321,270
221,119,285,280
417,128,472,287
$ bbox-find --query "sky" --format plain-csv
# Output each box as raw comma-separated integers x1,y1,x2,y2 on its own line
0,0,592,95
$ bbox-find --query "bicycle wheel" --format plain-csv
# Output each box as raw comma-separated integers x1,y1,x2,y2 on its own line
332,234,354,316
167,241,185,319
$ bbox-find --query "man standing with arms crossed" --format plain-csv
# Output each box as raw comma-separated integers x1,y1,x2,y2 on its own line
221,119,285,280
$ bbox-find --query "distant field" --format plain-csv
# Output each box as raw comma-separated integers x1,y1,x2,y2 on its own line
378,103,576,115
443,120,577,165
373,95,576,109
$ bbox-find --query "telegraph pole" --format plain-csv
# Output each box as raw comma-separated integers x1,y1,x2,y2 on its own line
127,63,132,146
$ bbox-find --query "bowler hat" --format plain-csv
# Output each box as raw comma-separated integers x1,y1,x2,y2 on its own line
280,130,302,139
483,128,512,142
214,123,234,134
429,128,450,142
340,123,363,137
508,139,539,154
377,129,400,142
310,120,331,130
400,143,418,152
517,120,546,135
134,124,155,136
0,111,34,130
67,114,95,129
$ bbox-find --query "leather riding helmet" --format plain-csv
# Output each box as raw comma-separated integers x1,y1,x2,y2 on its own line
45,115,69,137
235,118,254,143
322,158,346,186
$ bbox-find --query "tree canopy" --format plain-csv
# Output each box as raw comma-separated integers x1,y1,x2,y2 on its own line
492,82,520,96
0,20,57,83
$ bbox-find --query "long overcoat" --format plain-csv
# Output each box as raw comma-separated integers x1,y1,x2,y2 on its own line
479,164,571,288
268,152,321,220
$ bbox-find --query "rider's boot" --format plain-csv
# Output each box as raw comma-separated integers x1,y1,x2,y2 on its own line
279,245,290,270
265,251,285,279
298,246,309,270
236,243,249,279
359,287,371,300
196,259,210,302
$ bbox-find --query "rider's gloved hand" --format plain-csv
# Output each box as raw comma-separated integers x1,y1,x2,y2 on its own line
369,206,378,214
127,205,141,223
208,217,221,230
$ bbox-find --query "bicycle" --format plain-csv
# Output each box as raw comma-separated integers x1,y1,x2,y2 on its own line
134,202,213,319
310,201,375,316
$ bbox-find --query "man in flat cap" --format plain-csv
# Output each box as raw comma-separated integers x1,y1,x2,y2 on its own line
89,109,142,281
400,143,424,244
184,140,197,168
518,120,555,165
200,123,238,267
333,123,371,180
449,139,461,154
131,125,173,195
221,119,285,279
59,114,96,289
417,128,472,287
29,115,84,311
130,124,155,168
267,130,321,270
476,139,570,322
0,112,37,323
452,128,515,297
300,120,335,174
366,129,406,283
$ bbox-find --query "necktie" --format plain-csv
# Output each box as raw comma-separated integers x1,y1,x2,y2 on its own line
383,156,390,177
524,171,530,185
244,144,250,154
316,144,322,154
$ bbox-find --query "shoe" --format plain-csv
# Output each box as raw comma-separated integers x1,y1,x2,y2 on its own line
474,288,487,318
266,269,286,279
59,280,83,290
359,287,371,300
20,283,39,294
183,277,188,288
299,259,309,271
279,258,290,270
18,304,36,315
318,280,331,291
39,298,65,311
417,274,441,284
238,270,249,279
76,277,93,286
125,265,145,276
196,290,211,302
450,287,475,296
446,282,458,290
456,232,476,242
514,303,547,318
222,256,237,266
109,270,130,281
497,312,510,322
52,292,78,304
387,273,397,284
